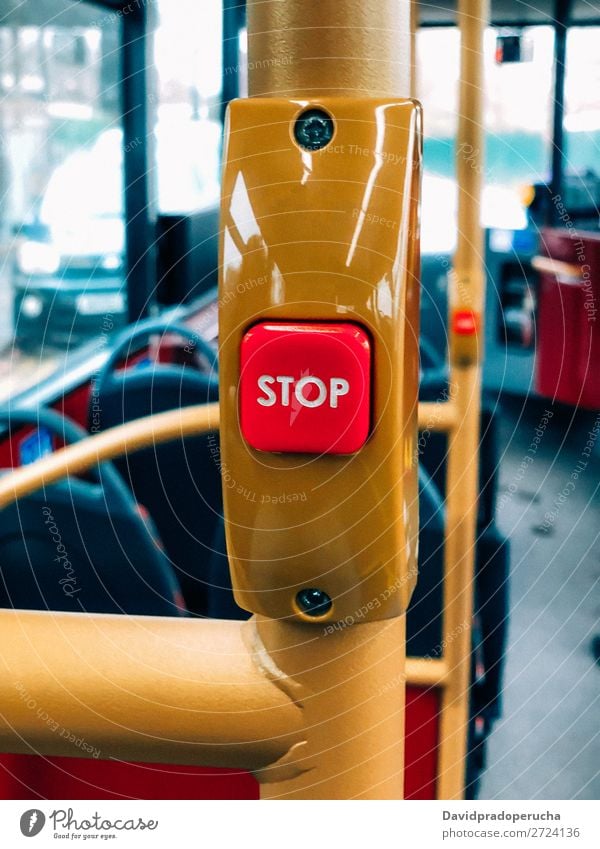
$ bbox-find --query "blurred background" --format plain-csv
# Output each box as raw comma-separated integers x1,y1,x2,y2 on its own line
0,0,597,802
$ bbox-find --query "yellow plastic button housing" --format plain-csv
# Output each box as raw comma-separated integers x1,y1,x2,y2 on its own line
219,97,422,623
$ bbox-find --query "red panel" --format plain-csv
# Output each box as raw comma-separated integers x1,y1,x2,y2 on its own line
0,686,439,800
0,755,258,800
535,229,600,410
54,383,92,430
404,685,440,800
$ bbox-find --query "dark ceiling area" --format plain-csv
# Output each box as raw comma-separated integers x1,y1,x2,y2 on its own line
2,1,599,29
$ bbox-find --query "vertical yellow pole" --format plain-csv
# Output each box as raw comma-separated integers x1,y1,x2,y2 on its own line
243,0,415,800
255,617,408,799
437,0,488,799
246,0,411,98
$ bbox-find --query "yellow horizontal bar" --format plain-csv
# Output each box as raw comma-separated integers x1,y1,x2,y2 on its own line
0,404,219,511
0,400,455,512
531,255,583,280
406,658,448,688
0,610,302,770
418,401,458,433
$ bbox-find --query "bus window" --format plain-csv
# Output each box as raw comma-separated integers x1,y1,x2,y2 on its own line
0,0,229,402
417,28,460,254
417,25,554,254
563,27,600,216
0,2,123,399
154,0,223,215
483,24,555,221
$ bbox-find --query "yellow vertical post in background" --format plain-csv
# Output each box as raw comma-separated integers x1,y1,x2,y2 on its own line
437,0,489,799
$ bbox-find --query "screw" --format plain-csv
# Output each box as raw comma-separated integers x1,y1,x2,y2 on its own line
294,109,334,151
296,588,333,617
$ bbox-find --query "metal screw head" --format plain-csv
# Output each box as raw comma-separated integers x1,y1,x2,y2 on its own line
296,588,333,617
294,109,334,151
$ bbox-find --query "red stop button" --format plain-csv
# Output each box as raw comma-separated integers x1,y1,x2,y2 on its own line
240,322,371,454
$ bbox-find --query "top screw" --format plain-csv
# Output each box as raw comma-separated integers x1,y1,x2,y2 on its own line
294,109,334,151
296,587,333,617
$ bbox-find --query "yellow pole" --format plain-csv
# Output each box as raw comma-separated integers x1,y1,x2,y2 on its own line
255,616,407,799
0,611,302,771
437,0,488,799
243,0,416,800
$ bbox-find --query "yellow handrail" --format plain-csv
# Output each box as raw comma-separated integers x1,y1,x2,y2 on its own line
0,404,218,511
0,401,452,511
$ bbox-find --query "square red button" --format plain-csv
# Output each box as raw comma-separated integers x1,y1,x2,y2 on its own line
240,322,371,454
